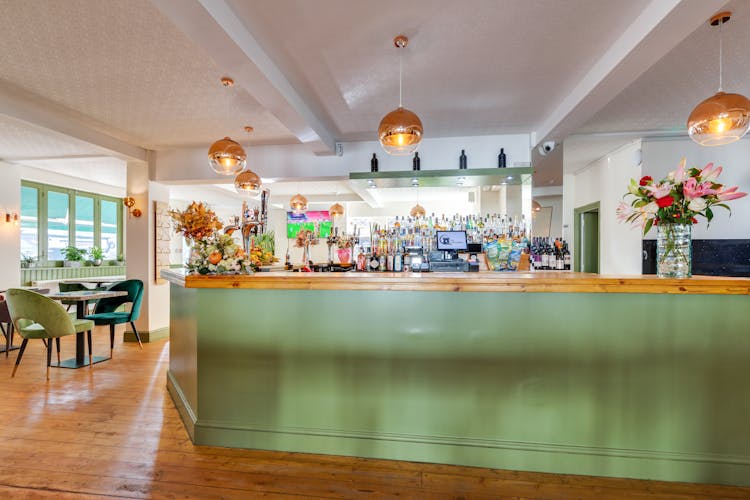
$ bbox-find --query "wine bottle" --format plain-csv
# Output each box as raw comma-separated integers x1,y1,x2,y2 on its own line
459,149,467,169
371,153,379,172
498,148,507,168
412,152,421,171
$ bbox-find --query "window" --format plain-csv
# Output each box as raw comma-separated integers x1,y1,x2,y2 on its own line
47,190,70,261
20,185,39,259
21,181,124,265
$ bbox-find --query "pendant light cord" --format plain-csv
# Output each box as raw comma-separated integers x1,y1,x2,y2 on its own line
399,50,403,108
718,18,724,92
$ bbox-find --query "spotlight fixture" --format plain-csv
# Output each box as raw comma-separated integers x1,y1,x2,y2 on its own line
208,77,247,174
123,197,142,218
687,12,750,146
378,35,423,156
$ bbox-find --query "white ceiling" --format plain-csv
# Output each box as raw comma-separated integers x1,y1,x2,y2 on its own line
0,0,739,188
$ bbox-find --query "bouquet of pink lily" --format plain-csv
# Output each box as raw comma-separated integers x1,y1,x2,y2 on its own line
617,158,747,235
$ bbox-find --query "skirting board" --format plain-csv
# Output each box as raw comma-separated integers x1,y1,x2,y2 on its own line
165,372,750,486
125,326,169,343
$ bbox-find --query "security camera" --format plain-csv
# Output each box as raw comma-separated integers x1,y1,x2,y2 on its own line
538,141,556,156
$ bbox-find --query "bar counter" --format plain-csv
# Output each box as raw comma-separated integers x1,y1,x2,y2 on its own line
162,269,750,486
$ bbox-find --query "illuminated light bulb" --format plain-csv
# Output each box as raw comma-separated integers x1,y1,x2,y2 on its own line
208,137,246,175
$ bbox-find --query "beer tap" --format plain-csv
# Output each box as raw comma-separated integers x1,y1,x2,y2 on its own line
326,227,339,267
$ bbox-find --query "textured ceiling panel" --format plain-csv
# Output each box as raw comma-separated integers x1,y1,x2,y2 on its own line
579,0,750,135
229,0,651,140
0,114,111,159
0,0,297,149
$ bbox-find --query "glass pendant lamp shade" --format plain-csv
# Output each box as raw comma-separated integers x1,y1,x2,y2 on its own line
208,137,246,175
329,203,345,217
290,193,308,215
687,92,750,146
234,169,262,197
409,203,426,218
378,107,423,156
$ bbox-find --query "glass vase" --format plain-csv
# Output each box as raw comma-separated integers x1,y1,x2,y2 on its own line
656,223,692,278
337,248,352,265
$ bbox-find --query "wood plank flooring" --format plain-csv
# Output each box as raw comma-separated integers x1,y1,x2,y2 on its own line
0,327,748,499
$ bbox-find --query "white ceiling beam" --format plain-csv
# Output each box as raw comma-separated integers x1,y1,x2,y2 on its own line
0,82,147,162
534,0,728,146
152,0,337,155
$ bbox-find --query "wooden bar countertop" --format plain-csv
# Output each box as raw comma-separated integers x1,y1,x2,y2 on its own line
161,269,750,295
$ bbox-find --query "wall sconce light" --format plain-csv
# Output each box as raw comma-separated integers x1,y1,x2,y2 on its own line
123,197,142,218
5,212,19,225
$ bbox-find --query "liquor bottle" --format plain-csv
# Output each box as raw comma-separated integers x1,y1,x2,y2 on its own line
368,249,380,272
498,148,507,168
459,150,467,169
394,248,403,272
563,242,571,271
371,153,379,172
412,152,421,171
284,249,292,270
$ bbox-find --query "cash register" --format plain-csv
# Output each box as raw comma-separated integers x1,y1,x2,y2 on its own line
429,230,470,272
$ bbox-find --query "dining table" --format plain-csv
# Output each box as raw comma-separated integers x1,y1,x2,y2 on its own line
45,289,128,368
58,276,125,288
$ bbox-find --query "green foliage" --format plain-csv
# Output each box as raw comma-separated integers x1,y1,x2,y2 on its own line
255,231,276,255
89,246,103,260
62,246,87,261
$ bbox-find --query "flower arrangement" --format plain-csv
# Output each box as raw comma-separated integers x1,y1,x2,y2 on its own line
169,201,223,242
617,158,747,234
248,245,277,270
186,233,253,275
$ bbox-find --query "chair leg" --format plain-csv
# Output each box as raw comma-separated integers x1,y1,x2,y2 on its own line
46,338,53,381
130,322,143,349
55,337,61,366
2,322,8,358
87,331,93,367
110,324,115,357
11,339,28,378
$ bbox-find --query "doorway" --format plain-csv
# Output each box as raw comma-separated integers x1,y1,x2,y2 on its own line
574,202,600,273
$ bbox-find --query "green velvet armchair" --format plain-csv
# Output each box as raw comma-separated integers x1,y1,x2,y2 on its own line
85,279,144,355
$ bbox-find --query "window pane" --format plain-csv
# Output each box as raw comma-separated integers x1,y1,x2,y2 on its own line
101,199,118,259
75,195,94,251
20,186,38,260
47,191,69,260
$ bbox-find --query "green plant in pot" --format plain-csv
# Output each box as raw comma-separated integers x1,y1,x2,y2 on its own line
88,246,104,266
116,253,125,266
62,246,87,267
20,253,36,269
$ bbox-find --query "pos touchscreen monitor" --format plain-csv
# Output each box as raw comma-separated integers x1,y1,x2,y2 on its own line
436,230,468,252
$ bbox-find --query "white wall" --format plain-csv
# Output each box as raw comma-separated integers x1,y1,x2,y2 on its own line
155,134,532,183
564,140,643,275
534,195,563,238
641,138,750,239
0,162,22,290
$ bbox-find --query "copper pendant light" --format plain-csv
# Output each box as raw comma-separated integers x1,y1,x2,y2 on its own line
532,200,542,212
290,193,308,215
409,203,426,218
378,35,423,156
233,127,263,197
687,12,750,146
208,78,247,175
329,202,345,217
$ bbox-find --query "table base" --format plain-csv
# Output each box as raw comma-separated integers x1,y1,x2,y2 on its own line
55,355,110,369
0,344,21,353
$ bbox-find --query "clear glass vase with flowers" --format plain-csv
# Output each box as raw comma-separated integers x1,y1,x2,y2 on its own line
617,158,746,278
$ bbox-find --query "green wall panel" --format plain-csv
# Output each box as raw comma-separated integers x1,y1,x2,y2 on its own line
168,287,750,485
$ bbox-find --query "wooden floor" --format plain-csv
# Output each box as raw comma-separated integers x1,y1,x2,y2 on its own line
0,329,748,499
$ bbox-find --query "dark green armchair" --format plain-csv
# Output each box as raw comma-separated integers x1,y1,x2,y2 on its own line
85,279,144,355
